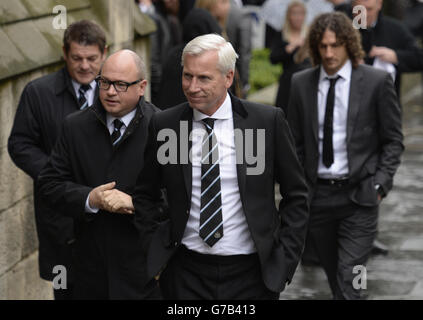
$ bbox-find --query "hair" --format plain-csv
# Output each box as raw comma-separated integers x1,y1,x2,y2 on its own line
195,0,229,28
307,12,364,68
181,33,238,74
63,20,107,54
282,1,308,42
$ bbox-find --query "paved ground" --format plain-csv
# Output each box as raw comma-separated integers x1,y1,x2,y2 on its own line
249,75,423,300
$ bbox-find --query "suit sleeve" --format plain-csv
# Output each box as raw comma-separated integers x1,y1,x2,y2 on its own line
133,115,165,255
8,83,49,180
36,119,92,220
375,73,404,195
394,24,423,72
274,107,310,283
286,76,305,166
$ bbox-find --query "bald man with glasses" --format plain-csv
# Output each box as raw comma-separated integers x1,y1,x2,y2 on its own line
37,50,162,299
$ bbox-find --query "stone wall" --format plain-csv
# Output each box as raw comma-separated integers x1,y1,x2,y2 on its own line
0,0,155,299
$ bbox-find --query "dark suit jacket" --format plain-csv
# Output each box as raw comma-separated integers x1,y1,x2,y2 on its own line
37,98,160,299
287,64,404,206
359,13,423,95
8,67,97,280
133,93,309,293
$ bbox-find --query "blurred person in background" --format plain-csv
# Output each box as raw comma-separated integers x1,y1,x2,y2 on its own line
351,0,423,99
139,0,184,105
196,0,246,97
226,0,253,98
270,0,311,114
155,7,223,109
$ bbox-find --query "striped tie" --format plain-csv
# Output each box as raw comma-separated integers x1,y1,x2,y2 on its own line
199,118,223,247
111,119,124,145
78,84,91,110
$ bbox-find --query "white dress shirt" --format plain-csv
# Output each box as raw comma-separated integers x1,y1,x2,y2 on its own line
72,79,96,108
85,108,137,213
317,59,352,179
182,93,256,255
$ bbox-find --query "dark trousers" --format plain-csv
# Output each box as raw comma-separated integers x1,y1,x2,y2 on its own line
159,246,279,300
309,182,378,300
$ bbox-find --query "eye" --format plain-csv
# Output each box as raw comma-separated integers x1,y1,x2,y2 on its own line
115,81,128,91
183,73,192,80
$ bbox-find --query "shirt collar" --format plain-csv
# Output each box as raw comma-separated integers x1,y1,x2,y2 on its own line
193,92,232,122
71,79,96,95
319,59,352,83
106,108,137,129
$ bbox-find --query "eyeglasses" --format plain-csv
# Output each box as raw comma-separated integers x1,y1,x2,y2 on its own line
96,76,142,92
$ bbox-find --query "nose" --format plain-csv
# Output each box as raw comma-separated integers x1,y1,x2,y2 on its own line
325,47,335,58
186,78,200,94
80,59,90,70
106,83,117,96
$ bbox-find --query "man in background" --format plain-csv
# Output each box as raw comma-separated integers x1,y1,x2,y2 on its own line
8,20,107,299
37,50,161,299
288,12,403,299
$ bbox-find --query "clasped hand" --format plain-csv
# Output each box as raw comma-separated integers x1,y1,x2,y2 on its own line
89,182,134,214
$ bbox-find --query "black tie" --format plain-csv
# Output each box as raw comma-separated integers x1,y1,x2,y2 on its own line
322,76,341,168
200,118,223,247
111,119,124,145
78,84,91,110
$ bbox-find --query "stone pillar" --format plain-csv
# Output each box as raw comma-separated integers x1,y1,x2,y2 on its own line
90,0,134,52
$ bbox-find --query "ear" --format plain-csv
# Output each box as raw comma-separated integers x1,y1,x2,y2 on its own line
138,79,148,96
224,69,234,89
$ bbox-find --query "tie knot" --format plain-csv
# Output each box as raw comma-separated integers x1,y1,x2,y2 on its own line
113,119,124,131
79,84,91,93
202,118,216,131
327,75,341,87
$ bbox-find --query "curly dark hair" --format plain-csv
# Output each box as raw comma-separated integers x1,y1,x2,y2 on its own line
307,12,364,68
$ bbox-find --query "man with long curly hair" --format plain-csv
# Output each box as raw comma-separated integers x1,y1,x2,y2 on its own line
287,12,404,299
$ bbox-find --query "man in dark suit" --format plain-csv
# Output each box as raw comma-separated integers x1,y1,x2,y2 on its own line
352,0,423,96
37,50,161,299
131,33,309,300
8,20,107,299
288,12,404,299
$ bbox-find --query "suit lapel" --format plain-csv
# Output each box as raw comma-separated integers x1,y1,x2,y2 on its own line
180,105,193,202
347,66,363,144
231,94,248,206
309,68,320,146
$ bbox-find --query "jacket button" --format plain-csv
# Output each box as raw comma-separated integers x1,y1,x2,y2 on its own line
174,242,178,247
186,210,189,215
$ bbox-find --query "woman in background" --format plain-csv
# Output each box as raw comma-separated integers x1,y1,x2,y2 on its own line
270,0,310,115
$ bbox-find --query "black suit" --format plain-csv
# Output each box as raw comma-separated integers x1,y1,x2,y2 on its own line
133,93,309,298
37,98,161,299
288,64,404,299
8,68,93,288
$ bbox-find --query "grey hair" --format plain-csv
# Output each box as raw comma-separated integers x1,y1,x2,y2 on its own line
181,33,238,74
